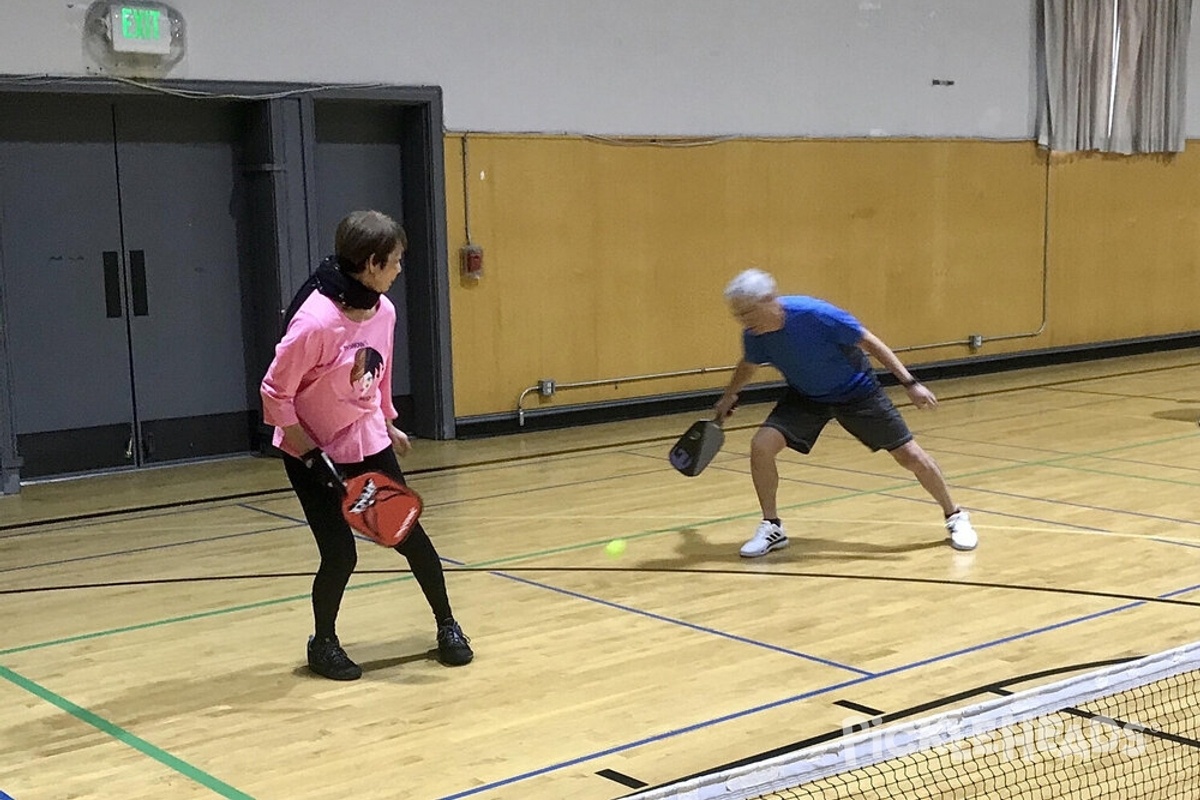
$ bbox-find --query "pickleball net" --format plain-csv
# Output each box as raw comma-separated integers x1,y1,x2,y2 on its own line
626,641,1200,799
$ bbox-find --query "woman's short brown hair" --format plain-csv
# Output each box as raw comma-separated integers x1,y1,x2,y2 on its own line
335,210,407,273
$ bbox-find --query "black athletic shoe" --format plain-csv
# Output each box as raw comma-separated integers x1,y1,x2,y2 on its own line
307,635,362,681
436,621,474,666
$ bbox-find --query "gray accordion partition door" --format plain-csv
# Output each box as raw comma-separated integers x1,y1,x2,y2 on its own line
112,97,251,466
0,93,252,478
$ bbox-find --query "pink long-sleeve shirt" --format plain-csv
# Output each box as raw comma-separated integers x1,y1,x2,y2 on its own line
260,292,398,463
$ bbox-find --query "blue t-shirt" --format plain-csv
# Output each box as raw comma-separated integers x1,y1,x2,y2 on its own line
742,296,876,402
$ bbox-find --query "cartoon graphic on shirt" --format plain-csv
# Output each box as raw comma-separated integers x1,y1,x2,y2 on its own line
350,347,385,398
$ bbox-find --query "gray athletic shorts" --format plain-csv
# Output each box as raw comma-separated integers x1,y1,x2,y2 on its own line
764,386,913,454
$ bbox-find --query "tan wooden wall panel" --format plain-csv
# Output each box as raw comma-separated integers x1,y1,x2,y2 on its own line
444,136,1196,419
1045,150,1200,347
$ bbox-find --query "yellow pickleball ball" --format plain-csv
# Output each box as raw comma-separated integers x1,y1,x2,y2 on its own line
604,539,627,557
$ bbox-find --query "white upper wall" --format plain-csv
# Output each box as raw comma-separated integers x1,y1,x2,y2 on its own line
0,1,1193,139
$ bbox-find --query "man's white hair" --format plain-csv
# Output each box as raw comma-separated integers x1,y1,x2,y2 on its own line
724,268,777,302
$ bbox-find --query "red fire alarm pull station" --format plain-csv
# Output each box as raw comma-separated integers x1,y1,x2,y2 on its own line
461,244,483,279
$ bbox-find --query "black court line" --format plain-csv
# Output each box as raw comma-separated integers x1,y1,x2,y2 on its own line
0,497,304,542
4,567,1200,612
0,524,302,576
833,699,884,717
1046,387,1200,404
922,430,1200,477
5,359,1195,535
419,464,674,512
14,449,1191,579
929,441,1200,480
629,656,1142,794
949,482,1200,527
466,568,1200,610
595,769,648,789
991,687,1200,751
0,488,293,534
924,429,1199,461
0,429,757,535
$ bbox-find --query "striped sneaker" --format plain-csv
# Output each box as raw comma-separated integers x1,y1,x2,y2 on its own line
740,520,789,558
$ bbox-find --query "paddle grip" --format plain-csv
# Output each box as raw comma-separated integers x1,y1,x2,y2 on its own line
310,450,348,496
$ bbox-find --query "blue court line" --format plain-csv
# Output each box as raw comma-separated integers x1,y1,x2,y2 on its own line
1161,582,1200,598
1157,539,1200,550
923,431,1200,473
422,464,674,512
3,538,1196,798
237,504,306,525
882,495,1115,533
2,429,1190,796
0,489,309,537
875,489,1200,549
772,446,1200,532
697,451,1114,534
707,448,1143,538
956,485,1200,528
433,584,1196,800
759,450,1197,523
4,431,1195,795
491,570,871,676
7,433,1191,577
703,445,1186,535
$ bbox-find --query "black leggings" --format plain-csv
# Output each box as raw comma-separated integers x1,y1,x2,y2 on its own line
284,447,454,639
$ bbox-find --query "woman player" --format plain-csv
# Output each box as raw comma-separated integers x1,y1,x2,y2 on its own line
261,210,473,680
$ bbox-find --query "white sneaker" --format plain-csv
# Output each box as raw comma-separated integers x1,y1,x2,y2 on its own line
740,520,789,558
945,510,978,551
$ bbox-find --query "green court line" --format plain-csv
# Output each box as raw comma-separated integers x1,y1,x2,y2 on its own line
1,428,1196,799
4,429,1197,660
0,664,253,799
1,595,308,657
0,574,418,658
939,431,1198,481
1042,461,1200,488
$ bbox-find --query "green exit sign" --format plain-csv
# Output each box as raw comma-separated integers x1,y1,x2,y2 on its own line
109,3,172,54
122,7,160,40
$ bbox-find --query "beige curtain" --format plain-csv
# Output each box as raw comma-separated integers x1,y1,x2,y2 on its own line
1038,0,1192,154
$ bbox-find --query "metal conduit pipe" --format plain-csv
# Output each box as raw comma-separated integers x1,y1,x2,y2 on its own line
516,366,737,426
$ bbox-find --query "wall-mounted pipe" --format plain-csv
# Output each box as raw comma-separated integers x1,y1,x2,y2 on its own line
517,366,736,426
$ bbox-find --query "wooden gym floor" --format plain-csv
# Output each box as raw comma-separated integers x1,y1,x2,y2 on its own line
2,350,1199,799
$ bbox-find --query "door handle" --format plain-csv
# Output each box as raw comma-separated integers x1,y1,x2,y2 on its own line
102,251,122,318
129,249,148,316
